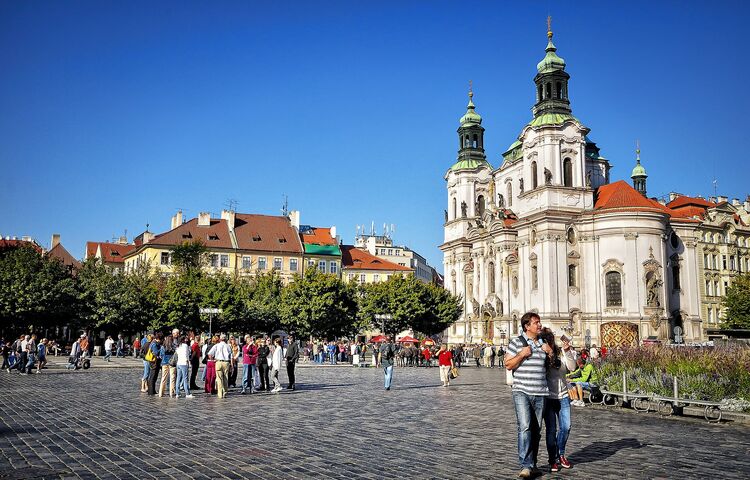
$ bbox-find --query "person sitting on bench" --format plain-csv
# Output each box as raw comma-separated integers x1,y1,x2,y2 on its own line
566,356,598,407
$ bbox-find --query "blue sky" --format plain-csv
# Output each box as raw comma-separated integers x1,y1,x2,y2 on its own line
2,1,748,272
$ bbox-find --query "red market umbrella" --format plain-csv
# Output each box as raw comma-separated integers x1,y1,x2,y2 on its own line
369,335,387,343
422,339,435,346
397,335,419,343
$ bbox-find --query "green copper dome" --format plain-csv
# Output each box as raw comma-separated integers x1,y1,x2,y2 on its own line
631,162,647,177
536,36,566,74
527,112,579,128
449,158,490,172
459,92,482,126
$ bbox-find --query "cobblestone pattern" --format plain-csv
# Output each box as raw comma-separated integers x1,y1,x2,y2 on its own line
1,366,748,479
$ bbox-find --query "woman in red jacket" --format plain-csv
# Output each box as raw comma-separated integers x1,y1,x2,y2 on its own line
437,344,454,387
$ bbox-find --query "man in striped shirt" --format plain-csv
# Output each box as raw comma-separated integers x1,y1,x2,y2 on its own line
505,312,553,478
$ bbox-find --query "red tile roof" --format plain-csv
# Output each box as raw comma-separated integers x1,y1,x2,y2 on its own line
47,243,82,271
594,181,700,222
300,227,336,246
0,239,43,254
667,195,716,209
147,218,234,249
234,214,303,253
86,241,135,264
340,245,412,272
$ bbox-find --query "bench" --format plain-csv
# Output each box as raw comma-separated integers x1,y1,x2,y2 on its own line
650,395,723,423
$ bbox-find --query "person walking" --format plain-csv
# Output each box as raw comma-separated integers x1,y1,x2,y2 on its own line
504,312,553,479
174,336,193,399
541,329,576,472
104,336,114,362
132,336,141,359
146,334,163,396
66,336,83,371
1,338,10,371
256,338,271,392
378,336,396,391
14,335,30,375
36,339,48,373
204,336,218,394
159,329,180,397
437,344,454,387
228,336,240,389
116,334,125,358
285,333,299,390
24,335,37,374
209,334,232,398
269,337,283,393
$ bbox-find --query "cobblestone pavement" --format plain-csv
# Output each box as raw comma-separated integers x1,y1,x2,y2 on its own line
1,366,748,479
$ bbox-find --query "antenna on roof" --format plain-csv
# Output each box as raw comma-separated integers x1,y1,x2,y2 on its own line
145,223,150,232
281,194,289,217
356,225,360,237
712,179,718,198
371,221,375,235
225,199,239,212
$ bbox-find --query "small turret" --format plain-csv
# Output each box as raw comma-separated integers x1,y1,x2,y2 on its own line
631,140,648,197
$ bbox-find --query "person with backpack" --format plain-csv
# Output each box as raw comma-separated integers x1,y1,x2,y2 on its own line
256,337,271,392
378,336,397,390
504,312,553,479
139,334,153,392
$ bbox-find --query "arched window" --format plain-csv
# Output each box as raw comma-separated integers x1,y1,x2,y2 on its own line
538,84,543,102
472,134,478,148
568,264,577,287
556,82,562,99
477,195,485,217
563,158,573,187
488,262,495,294
531,161,538,189
605,271,622,307
672,264,681,290
545,83,552,99
452,197,457,220
507,183,513,207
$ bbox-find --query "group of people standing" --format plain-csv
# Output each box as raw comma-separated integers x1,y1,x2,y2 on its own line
1,334,49,374
138,330,300,399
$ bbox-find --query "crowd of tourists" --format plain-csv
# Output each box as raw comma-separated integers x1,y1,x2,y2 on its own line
136,329,300,399
1,335,51,374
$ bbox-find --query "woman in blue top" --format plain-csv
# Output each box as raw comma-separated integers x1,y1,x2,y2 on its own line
146,334,163,396
36,339,48,373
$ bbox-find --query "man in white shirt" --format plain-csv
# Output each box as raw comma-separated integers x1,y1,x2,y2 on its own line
104,336,115,362
209,334,233,398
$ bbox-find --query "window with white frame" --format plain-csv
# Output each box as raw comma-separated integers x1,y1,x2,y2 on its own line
242,256,252,270
308,258,316,267
274,257,282,270
220,254,229,268
209,254,219,268
348,273,355,281
359,273,366,283
290,258,298,272
318,260,326,272
160,252,171,265
258,257,267,270
329,261,337,274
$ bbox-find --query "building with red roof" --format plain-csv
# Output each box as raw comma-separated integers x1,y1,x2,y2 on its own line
298,224,342,277
340,245,412,284
438,24,742,347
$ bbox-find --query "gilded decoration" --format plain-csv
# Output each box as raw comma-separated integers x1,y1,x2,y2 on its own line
600,321,639,348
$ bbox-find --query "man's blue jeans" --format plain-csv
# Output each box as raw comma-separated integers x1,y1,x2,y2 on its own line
383,365,393,389
544,396,571,464
512,390,546,469
176,365,190,396
242,364,258,392
104,350,112,362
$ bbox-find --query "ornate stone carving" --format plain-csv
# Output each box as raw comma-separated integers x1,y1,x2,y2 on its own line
544,167,553,185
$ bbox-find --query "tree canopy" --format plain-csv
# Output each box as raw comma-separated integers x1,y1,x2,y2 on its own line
722,274,750,329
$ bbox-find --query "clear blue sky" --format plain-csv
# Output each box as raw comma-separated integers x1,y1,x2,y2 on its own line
2,1,748,272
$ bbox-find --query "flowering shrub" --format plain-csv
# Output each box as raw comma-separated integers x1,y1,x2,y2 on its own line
595,345,750,411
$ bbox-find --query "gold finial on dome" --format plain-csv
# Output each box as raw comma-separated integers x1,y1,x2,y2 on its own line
547,15,553,38
636,139,641,161
468,79,473,100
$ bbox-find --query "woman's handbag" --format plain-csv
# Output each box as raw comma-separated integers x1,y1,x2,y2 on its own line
449,367,459,379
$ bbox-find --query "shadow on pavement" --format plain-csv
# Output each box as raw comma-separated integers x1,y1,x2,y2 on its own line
573,437,649,464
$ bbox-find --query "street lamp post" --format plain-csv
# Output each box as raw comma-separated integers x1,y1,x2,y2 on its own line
199,307,222,337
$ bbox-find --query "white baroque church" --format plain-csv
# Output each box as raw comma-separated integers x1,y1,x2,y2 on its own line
440,26,704,348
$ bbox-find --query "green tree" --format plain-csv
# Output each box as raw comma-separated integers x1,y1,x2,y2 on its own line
0,246,77,333
241,271,284,334
357,274,423,335
157,271,203,332
170,240,208,275
200,273,246,333
722,274,750,329
280,267,358,339
412,282,463,336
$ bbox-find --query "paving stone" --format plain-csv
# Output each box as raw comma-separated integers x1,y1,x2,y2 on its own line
1,366,749,479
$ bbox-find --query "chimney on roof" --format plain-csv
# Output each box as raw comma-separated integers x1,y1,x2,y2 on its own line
732,198,741,206
171,210,184,230
289,210,300,230
51,234,60,249
221,209,235,232
142,231,155,243
668,192,679,202
709,196,717,203
657,198,667,206
117,235,127,245
330,225,337,242
717,195,728,204
198,212,211,227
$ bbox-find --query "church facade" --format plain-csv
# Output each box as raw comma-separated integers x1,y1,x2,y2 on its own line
440,26,704,347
